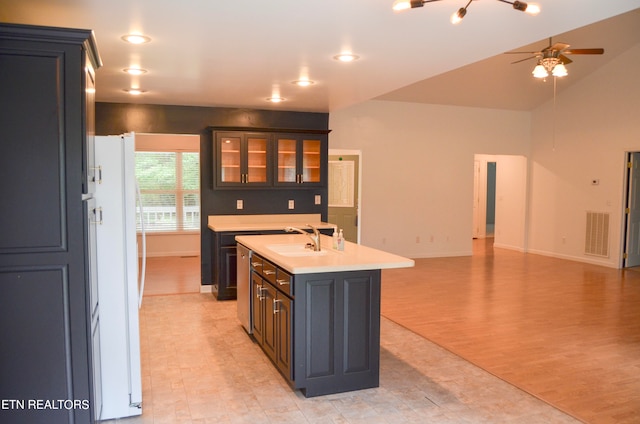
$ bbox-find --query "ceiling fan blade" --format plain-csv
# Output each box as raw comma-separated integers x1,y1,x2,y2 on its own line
504,50,540,55
559,54,573,65
510,56,538,64
550,42,570,51
564,48,605,55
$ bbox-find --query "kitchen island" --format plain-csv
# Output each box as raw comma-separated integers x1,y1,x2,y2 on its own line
236,233,414,397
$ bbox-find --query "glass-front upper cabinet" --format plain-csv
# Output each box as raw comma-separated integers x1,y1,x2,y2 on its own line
275,134,326,186
215,132,271,187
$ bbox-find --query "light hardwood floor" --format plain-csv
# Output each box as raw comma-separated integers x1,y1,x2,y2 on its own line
142,255,201,296
381,238,640,424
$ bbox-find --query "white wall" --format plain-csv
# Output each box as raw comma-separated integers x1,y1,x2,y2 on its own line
527,43,640,267
329,102,531,258
329,42,640,267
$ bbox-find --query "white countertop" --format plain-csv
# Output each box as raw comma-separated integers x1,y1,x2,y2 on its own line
236,234,414,274
208,214,335,232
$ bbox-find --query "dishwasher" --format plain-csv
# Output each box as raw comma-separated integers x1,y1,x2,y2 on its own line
236,243,252,333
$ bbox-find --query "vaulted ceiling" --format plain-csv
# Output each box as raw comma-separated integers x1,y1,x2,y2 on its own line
1,1,639,112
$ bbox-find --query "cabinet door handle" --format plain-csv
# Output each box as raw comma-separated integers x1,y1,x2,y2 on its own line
264,270,275,275
256,287,265,301
273,298,282,313
276,279,289,286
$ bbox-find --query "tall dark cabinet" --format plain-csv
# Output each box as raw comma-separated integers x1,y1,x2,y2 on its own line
0,23,102,424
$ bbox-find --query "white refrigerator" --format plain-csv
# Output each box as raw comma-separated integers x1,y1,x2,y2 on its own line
94,134,145,420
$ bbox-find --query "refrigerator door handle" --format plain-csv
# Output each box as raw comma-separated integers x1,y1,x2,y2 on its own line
136,181,146,309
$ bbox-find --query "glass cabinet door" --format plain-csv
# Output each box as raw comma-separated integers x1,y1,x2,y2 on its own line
302,139,321,183
246,136,268,183
277,138,298,183
219,135,241,183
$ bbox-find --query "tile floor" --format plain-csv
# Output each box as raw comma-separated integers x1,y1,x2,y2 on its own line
107,293,579,423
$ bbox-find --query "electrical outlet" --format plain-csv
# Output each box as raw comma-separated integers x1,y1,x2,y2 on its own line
288,200,295,209
236,199,243,210
314,195,321,205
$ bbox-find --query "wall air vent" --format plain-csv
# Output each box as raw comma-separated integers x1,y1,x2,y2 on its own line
585,211,610,257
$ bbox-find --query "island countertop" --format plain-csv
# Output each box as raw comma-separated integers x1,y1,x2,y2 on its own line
235,233,414,274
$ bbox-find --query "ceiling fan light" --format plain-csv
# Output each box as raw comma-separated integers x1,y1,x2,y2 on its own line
532,64,548,78
450,7,466,24
552,63,568,77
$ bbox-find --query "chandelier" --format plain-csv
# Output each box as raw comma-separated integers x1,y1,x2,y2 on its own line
392,0,541,24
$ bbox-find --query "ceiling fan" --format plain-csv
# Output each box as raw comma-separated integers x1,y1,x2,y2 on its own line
506,38,604,78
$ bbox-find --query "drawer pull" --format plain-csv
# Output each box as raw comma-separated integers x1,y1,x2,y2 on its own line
276,279,290,286
251,262,262,268
264,270,275,275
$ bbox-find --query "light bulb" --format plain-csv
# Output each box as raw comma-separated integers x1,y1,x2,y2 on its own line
524,3,541,15
451,8,466,24
392,0,411,11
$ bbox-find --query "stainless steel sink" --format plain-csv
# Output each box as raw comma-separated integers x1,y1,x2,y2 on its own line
266,243,329,257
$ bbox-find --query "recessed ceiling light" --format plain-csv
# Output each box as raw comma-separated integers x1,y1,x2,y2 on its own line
266,96,285,103
124,88,146,95
121,34,151,44
123,67,148,75
333,53,359,62
292,80,314,87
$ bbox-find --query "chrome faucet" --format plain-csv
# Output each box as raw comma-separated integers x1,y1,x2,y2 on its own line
284,224,321,251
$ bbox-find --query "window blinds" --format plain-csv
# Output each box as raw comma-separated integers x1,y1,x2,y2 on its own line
135,151,200,232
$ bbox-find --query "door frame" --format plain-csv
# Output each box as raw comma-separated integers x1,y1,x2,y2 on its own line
328,149,362,243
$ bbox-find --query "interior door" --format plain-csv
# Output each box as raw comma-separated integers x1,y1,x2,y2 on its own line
328,153,360,243
624,152,640,267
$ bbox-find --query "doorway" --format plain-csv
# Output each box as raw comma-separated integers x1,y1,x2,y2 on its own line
473,158,496,240
328,150,361,243
473,154,528,253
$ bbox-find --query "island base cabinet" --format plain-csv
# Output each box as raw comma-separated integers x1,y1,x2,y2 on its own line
248,248,382,397
293,270,381,397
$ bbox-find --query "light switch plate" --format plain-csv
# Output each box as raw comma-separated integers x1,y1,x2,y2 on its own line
236,200,243,210
288,200,295,209
314,195,321,205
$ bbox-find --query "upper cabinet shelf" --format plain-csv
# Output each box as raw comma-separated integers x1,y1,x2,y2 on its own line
216,132,272,187
211,128,328,190
275,135,323,186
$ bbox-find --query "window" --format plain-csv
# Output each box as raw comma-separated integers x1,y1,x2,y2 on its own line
135,149,200,233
